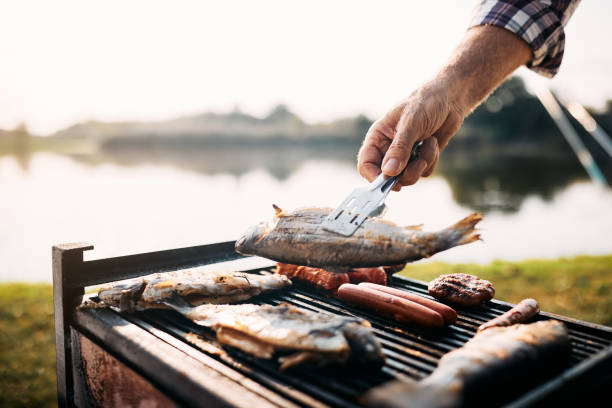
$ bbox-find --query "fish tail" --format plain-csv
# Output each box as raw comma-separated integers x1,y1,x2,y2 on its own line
446,212,482,245
402,213,482,260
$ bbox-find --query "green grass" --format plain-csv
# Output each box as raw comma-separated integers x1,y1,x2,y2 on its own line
399,255,612,326
0,284,57,408
1,255,611,407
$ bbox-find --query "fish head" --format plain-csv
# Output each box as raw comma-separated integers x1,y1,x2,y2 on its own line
235,221,267,255
236,206,284,255
98,279,146,312
341,322,386,366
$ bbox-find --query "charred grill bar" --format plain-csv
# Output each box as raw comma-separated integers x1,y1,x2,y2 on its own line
53,242,612,407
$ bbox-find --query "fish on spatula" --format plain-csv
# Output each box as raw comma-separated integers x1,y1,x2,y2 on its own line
165,300,386,370
94,268,291,312
235,205,482,268
363,320,570,408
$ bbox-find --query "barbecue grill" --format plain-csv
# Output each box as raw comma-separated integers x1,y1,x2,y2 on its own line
53,241,612,407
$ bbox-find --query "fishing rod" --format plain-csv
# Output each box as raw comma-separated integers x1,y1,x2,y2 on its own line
565,101,612,159
535,88,608,187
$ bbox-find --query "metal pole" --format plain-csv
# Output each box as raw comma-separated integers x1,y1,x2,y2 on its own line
566,101,612,159
535,88,607,187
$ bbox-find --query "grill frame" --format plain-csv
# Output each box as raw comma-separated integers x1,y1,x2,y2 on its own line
53,241,612,407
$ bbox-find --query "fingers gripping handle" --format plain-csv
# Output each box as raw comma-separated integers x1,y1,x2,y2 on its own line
322,142,422,236
376,141,423,194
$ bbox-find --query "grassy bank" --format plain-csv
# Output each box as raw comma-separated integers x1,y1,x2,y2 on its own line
1,255,611,407
400,255,612,326
0,284,56,408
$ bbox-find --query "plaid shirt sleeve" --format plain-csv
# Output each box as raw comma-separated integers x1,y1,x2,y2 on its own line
469,0,581,77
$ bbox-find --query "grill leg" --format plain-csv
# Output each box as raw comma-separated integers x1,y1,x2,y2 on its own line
52,243,93,407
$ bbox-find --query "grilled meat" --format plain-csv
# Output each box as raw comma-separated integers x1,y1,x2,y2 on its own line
478,298,539,332
363,320,570,408
428,273,494,306
96,269,291,312
166,301,385,370
338,284,446,328
276,263,387,292
359,283,458,325
235,206,482,268
349,267,387,285
276,263,349,291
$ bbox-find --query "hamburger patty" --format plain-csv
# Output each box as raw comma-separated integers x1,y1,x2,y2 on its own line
428,273,495,306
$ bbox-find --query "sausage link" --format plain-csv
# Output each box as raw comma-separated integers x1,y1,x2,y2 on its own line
359,282,457,325
477,298,539,332
337,284,444,328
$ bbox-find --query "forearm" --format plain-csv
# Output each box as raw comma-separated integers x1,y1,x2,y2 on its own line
357,2,579,187
434,25,532,115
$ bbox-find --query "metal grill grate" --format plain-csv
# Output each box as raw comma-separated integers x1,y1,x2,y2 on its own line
105,267,612,408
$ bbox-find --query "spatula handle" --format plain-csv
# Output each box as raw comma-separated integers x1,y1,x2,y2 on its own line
377,141,423,193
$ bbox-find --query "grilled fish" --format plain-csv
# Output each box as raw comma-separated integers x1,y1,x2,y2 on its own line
95,268,291,312
363,320,570,408
166,301,386,370
235,205,482,268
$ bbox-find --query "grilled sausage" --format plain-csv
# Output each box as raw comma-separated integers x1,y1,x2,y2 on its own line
275,263,349,291
358,283,457,325
477,298,540,332
337,284,444,328
348,267,387,286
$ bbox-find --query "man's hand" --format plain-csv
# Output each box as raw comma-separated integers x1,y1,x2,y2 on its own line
357,26,532,190
358,83,464,190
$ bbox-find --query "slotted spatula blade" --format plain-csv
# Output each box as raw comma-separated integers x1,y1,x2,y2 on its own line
322,142,421,236
321,173,396,236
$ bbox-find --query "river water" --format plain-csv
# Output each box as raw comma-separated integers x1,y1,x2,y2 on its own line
1,151,611,282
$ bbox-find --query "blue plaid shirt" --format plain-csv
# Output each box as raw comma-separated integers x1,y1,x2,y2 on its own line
470,0,581,77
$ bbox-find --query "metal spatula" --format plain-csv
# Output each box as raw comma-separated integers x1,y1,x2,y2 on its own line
322,142,422,236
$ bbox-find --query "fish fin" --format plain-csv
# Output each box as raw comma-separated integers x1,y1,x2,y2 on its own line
272,204,285,217
278,351,347,371
161,293,194,315
278,352,319,370
184,332,227,357
216,327,275,359
153,279,178,289
403,224,423,231
376,218,398,226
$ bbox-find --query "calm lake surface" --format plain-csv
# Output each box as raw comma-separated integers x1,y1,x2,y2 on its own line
1,151,611,282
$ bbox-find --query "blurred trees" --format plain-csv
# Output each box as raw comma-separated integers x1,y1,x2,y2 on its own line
452,77,572,156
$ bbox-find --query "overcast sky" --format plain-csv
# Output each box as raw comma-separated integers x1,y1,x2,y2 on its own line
1,0,611,135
